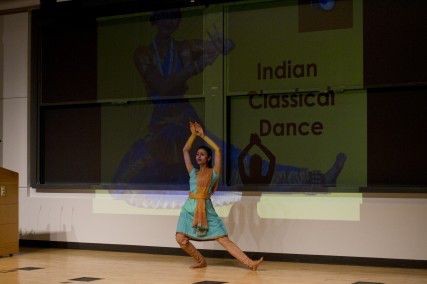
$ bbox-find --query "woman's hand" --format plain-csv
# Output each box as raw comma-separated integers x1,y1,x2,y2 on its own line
189,121,197,135
194,122,205,138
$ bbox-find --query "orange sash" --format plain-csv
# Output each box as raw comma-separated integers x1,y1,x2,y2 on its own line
189,168,215,237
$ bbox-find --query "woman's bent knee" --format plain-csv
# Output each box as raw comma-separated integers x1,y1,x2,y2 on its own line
176,233,189,246
216,236,230,245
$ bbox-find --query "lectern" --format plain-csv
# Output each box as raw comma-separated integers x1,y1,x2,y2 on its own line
0,167,19,256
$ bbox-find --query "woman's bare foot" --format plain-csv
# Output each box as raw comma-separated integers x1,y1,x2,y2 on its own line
190,260,207,269
250,257,263,271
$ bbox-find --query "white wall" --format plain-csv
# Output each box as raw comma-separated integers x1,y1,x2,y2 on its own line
1,12,427,261
1,12,28,184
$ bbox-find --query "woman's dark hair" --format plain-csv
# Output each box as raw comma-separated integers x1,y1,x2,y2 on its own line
197,146,213,168
149,9,182,24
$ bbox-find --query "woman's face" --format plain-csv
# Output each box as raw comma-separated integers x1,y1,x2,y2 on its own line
196,149,210,166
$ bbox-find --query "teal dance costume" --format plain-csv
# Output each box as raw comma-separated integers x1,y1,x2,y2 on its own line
176,168,228,240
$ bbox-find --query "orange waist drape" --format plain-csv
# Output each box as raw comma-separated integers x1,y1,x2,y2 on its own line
189,168,217,236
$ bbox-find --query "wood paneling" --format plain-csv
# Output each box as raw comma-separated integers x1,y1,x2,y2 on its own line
0,167,19,257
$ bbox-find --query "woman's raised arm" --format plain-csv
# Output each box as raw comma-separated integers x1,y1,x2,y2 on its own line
183,122,197,174
194,122,221,175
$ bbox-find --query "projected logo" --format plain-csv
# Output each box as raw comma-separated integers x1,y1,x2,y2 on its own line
299,0,353,32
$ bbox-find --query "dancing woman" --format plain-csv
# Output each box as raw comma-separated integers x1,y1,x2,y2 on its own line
176,122,263,270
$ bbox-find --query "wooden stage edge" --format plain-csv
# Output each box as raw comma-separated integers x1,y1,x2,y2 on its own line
19,239,426,269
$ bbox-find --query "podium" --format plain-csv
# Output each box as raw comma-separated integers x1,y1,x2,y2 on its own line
0,167,19,257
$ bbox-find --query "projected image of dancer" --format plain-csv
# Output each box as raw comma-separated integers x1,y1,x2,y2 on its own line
112,9,233,185
176,122,263,270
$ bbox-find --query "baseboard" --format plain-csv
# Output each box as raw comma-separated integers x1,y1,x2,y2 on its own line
19,239,427,269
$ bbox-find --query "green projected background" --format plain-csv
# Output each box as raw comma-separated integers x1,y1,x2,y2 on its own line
96,0,366,188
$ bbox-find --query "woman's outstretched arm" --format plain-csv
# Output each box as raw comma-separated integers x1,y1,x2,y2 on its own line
183,122,197,174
